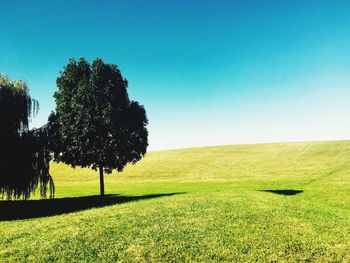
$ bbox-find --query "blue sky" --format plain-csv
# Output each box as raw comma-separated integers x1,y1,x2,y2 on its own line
1,0,350,149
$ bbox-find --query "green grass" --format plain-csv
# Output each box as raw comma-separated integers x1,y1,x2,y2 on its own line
1,140,350,262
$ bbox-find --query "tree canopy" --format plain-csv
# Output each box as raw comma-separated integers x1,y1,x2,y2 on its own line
0,73,54,200
51,58,148,196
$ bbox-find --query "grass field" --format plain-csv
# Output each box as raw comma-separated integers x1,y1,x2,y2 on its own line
1,140,350,262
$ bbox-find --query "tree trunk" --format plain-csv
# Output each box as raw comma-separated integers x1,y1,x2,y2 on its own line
99,165,105,197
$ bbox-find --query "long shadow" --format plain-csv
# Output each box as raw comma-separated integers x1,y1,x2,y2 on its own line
0,192,183,221
258,189,303,196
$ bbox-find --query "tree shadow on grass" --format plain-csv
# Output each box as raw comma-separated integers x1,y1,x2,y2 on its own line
0,192,184,221
258,190,303,196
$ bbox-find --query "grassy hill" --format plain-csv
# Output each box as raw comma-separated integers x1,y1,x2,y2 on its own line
1,140,350,262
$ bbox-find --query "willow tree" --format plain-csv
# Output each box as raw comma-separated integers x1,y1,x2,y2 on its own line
0,73,54,200
51,58,148,196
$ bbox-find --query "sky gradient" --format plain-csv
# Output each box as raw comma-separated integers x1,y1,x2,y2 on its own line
1,0,350,150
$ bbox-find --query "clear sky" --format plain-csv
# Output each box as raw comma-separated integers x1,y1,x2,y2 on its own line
1,0,350,150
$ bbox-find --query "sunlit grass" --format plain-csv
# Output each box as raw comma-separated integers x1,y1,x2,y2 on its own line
1,140,350,262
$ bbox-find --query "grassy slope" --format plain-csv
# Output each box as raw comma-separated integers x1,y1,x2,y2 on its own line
1,140,350,262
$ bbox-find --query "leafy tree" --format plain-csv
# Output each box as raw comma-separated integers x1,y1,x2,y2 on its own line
0,73,54,200
52,58,148,196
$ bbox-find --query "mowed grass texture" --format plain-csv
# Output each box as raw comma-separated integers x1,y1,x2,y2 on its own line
1,141,350,262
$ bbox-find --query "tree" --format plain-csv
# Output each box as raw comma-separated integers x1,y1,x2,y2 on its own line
0,73,54,200
52,58,148,196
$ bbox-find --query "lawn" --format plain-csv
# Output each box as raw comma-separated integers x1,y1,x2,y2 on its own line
1,140,350,262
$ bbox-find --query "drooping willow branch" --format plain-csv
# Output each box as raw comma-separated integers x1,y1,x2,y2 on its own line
0,73,54,200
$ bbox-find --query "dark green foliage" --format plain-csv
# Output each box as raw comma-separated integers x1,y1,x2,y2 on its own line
52,58,148,195
0,74,54,200
0,75,38,133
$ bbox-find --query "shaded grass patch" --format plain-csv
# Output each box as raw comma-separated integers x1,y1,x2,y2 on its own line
0,192,184,221
259,189,304,196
